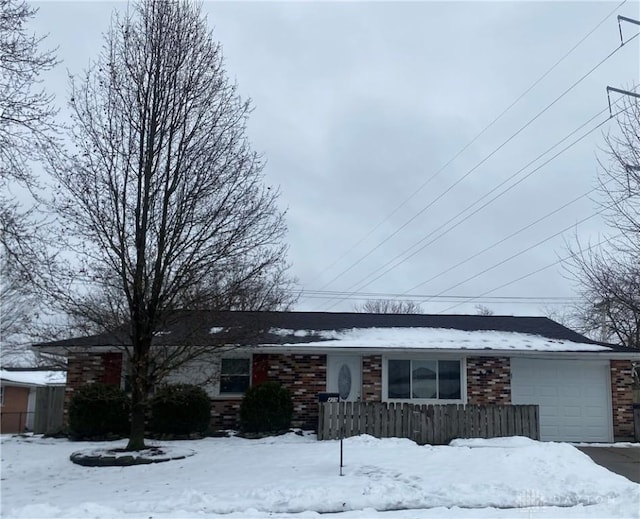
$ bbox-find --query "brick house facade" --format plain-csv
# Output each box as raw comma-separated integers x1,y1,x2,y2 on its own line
63,351,636,440
38,311,640,442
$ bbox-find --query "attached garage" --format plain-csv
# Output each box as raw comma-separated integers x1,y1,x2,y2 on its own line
511,358,612,442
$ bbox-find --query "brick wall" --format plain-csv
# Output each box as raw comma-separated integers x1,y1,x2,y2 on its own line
210,353,327,431
210,399,242,430
362,355,382,401
610,359,635,439
65,352,104,421
265,353,327,429
66,351,329,431
466,356,511,405
64,352,124,421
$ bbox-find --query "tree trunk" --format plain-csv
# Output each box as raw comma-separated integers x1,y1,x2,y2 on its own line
127,386,147,451
126,337,150,451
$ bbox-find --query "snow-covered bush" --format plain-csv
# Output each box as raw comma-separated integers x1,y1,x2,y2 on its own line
149,384,211,436
68,383,130,439
240,382,293,433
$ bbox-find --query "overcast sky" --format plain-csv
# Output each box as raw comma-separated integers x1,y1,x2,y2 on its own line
27,0,640,317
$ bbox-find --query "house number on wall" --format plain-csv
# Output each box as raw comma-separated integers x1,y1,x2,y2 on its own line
338,364,352,400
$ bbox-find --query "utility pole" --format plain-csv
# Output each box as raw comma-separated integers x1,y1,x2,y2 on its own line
617,15,640,46
606,86,640,117
606,15,640,115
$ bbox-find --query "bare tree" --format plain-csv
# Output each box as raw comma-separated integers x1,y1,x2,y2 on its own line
354,299,422,314
0,251,34,366
474,304,494,316
0,0,57,264
567,96,640,349
44,0,293,450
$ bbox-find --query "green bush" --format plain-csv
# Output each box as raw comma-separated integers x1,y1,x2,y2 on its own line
240,382,293,433
149,384,211,435
68,383,130,439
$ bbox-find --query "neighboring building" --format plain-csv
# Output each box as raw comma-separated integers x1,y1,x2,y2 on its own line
33,311,640,442
0,369,66,434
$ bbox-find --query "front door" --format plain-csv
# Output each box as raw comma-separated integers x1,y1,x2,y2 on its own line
327,355,361,401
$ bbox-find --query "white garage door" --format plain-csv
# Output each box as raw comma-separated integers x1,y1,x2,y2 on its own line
511,358,612,442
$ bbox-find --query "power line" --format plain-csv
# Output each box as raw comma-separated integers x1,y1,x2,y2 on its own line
421,209,605,303
310,0,627,288
299,295,576,306
315,22,637,299
343,105,614,296
321,101,631,311
404,186,600,295
436,234,622,314
401,100,635,296
428,106,637,308
296,289,578,302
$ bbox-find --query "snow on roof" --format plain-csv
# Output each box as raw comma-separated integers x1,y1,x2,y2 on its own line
268,327,611,352
0,370,67,386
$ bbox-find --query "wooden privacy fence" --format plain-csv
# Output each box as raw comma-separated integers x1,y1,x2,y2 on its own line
33,386,65,435
318,402,539,444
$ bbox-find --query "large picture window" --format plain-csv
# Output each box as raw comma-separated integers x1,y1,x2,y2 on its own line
220,358,251,394
387,359,461,400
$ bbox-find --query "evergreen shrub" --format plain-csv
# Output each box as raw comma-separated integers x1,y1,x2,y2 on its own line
239,381,293,433
68,383,130,439
149,384,211,435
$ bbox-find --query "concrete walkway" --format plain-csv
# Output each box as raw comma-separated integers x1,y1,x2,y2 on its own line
577,446,640,484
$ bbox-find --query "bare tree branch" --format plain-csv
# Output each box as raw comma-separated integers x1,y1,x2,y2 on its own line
474,304,494,316
0,0,59,270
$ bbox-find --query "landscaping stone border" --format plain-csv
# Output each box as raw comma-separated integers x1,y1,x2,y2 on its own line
70,446,196,467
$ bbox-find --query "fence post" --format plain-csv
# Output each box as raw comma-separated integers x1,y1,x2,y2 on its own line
318,402,325,440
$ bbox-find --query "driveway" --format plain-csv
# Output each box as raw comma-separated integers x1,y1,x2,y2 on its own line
578,446,640,484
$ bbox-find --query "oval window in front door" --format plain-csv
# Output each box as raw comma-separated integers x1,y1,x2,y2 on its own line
338,364,352,400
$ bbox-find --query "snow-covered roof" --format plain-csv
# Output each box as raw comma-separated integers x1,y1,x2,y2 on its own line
35,311,631,355
267,327,612,352
0,370,67,386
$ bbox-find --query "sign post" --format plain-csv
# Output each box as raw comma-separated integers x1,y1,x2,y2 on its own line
317,392,343,475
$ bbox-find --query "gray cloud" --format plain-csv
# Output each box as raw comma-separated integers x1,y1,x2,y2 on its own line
28,0,640,316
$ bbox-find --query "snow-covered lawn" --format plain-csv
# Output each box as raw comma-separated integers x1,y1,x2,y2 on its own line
1,433,638,518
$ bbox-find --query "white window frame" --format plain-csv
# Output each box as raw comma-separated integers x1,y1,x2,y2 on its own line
382,355,467,404
216,355,252,398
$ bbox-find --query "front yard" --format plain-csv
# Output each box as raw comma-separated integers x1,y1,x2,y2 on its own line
1,433,638,518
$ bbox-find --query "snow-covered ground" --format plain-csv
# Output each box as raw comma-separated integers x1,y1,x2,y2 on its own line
1,433,638,518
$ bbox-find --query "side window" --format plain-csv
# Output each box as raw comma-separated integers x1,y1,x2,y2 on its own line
219,358,251,394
